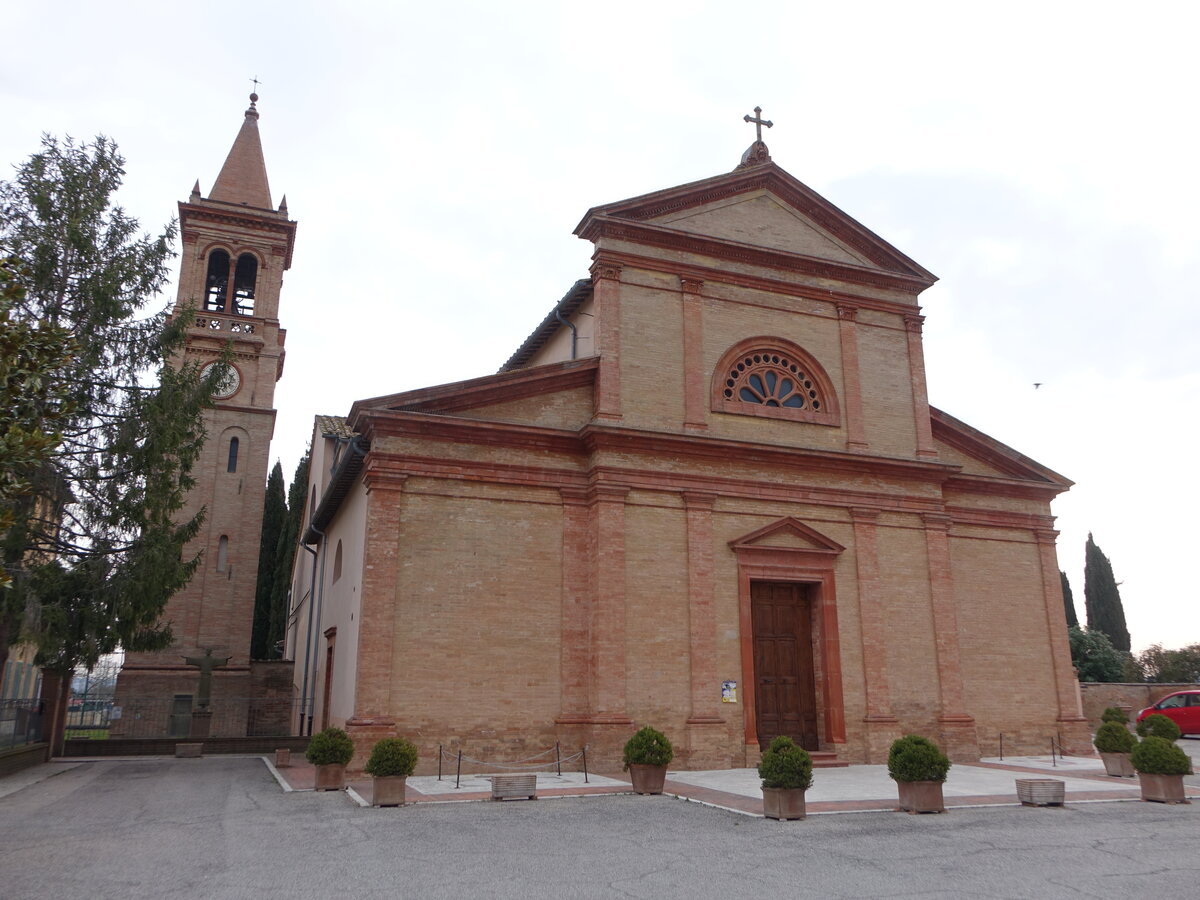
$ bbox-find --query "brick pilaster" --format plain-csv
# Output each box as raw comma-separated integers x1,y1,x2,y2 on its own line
681,279,707,433
922,513,978,759
683,491,721,724
591,261,623,422
837,305,869,452
1035,527,1091,753
557,487,591,722
905,315,939,460
347,468,405,729
588,483,631,722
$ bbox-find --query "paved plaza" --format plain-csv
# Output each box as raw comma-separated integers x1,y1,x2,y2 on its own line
2,748,1200,898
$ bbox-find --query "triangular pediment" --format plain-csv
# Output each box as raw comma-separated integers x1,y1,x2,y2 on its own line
651,191,872,266
728,517,846,556
930,407,1072,487
575,162,936,288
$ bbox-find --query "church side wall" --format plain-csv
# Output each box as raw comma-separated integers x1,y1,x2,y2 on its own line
311,481,368,731
949,529,1066,756
389,482,565,766
451,385,595,430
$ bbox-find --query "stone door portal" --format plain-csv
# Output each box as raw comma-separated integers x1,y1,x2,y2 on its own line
751,582,819,750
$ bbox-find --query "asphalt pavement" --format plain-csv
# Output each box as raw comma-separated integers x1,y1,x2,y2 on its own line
2,754,1199,899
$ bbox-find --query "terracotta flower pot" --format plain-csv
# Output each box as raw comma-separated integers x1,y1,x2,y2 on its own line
1100,752,1134,777
628,764,668,795
1137,772,1189,804
762,787,807,820
315,763,347,791
896,780,945,813
372,775,408,807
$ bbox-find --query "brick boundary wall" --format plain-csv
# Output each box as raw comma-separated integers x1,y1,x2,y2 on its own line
63,735,310,758
0,743,48,777
1079,682,1200,726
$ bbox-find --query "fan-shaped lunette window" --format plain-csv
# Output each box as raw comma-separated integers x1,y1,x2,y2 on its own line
711,338,840,426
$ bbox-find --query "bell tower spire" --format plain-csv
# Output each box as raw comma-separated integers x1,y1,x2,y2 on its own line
114,94,299,740
209,93,274,209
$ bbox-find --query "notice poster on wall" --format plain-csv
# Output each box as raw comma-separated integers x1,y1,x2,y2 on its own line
721,681,738,703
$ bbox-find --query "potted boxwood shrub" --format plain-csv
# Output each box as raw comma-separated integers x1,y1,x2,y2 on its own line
888,735,951,814
306,727,355,791
1093,720,1137,777
1137,713,1182,742
364,737,419,807
623,726,673,795
757,736,813,821
1130,735,1193,804
1100,706,1129,725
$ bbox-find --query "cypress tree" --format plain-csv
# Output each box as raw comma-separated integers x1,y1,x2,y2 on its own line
251,462,287,659
265,453,309,659
1084,533,1130,652
1059,570,1078,628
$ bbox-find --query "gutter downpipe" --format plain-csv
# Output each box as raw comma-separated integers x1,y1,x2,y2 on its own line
306,523,329,736
554,306,577,360
296,543,318,736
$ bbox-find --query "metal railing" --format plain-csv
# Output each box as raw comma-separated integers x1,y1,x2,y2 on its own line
0,699,45,751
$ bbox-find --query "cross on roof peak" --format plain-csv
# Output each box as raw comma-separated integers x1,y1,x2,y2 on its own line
743,106,773,143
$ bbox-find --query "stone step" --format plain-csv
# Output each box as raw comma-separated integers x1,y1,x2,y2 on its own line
810,751,849,768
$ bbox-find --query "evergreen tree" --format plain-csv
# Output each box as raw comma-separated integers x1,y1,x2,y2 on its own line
1084,533,1130,652
1059,570,1078,628
1067,625,1126,682
265,453,309,659
251,461,287,659
0,136,217,738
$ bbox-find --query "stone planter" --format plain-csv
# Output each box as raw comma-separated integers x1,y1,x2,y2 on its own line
371,775,408,807
1100,752,1134,777
315,763,347,791
762,787,807,820
896,780,945,814
1016,778,1065,807
1137,772,1189,804
628,764,668,795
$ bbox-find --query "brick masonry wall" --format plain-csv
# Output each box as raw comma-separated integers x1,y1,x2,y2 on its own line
1079,682,1200,727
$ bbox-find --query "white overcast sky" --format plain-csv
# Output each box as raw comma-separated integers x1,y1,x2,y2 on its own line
4,1,1197,654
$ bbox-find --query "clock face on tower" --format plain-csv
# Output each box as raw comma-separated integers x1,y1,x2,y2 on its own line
201,362,241,399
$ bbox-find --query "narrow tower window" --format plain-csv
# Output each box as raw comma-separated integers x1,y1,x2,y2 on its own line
217,535,229,572
204,250,231,312
332,540,343,583
233,254,258,315
227,437,239,473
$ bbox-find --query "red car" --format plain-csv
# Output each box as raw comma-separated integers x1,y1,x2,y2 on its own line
1137,690,1200,736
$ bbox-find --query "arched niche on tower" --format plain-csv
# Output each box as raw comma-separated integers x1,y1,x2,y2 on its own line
216,426,250,476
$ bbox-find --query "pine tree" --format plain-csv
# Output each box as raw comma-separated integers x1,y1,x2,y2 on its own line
0,136,216,734
1084,533,1130,652
1059,570,1078,628
251,461,287,659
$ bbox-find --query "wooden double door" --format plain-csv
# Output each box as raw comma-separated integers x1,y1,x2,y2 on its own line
751,582,819,751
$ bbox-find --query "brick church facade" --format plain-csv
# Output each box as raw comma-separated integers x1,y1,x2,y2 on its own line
290,124,1090,771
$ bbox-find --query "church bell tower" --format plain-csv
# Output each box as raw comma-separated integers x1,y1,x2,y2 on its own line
114,94,297,737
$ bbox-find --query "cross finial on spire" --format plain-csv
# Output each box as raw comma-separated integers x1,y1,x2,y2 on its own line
743,106,773,142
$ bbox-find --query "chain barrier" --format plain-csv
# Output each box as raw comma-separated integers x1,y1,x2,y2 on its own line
435,742,589,788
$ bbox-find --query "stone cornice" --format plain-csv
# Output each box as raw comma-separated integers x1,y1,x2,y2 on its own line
590,249,922,318
580,423,957,484
178,200,297,269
